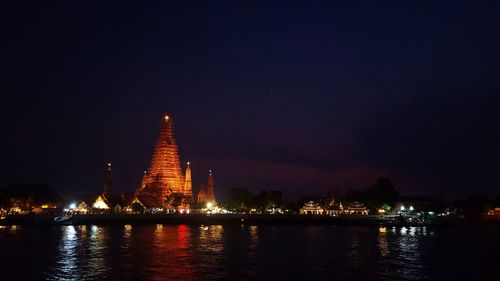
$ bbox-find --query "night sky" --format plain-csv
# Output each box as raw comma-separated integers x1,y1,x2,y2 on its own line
2,1,499,200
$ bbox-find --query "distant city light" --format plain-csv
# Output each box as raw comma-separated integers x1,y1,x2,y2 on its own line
409,206,414,211
69,203,76,209
400,206,405,211
206,202,213,209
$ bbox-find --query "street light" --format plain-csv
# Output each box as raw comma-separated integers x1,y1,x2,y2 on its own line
69,203,76,209
409,206,414,211
400,206,405,211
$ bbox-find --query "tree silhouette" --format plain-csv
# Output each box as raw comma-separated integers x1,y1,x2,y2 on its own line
225,188,254,212
364,177,399,211
165,192,193,211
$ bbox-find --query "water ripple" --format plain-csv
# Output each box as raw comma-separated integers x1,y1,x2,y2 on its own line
0,225,495,280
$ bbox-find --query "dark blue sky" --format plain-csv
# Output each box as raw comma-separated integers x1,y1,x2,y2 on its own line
1,1,499,200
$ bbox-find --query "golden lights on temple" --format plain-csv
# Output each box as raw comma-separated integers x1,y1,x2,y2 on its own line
137,113,188,198
61,113,219,215
133,113,216,211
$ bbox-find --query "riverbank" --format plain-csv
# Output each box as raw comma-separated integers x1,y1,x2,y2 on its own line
2,214,499,226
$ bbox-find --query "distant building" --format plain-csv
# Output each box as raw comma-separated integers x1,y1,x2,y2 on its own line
93,194,109,210
325,203,343,217
207,170,216,203
197,184,207,205
197,170,217,208
92,163,125,213
325,193,343,216
103,162,112,197
92,194,124,213
126,195,163,214
93,164,113,210
394,197,443,215
77,202,88,214
487,207,500,216
343,201,369,215
300,201,324,215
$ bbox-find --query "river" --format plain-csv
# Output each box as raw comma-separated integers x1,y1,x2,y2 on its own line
0,225,498,280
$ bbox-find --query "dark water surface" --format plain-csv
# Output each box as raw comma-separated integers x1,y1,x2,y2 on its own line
0,224,499,281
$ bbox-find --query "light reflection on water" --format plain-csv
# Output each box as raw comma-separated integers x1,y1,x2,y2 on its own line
197,225,226,280
1,224,497,281
378,227,390,257
52,226,79,281
248,225,258,255
46,225,111,280
379,226,428,281
89,225,109,278
147,224,197,281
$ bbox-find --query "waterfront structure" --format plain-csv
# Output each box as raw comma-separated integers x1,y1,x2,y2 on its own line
325,203,343,216
126,196,163,213
487,207,500,216
300,201,324,215
76,202,88,214
0,183,60,213
92,193,124,213
343,201,369,215
394,197,442,215
137,113,192,208
324,193,343,216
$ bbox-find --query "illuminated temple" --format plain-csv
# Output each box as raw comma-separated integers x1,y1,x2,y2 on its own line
137,113,192,208
197,170,216,205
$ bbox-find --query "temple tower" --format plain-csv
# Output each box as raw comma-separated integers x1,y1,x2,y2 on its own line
139,113,185,202
183,162,192,196
104,162,112,197
197,184,207,204
207,170,216,203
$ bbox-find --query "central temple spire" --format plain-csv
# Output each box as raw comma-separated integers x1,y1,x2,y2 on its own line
139,113,188,203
